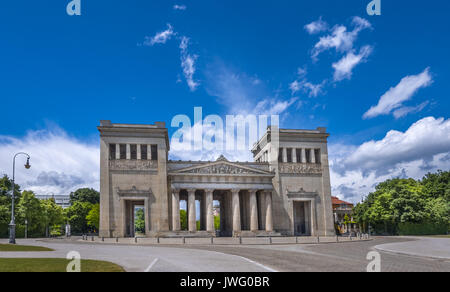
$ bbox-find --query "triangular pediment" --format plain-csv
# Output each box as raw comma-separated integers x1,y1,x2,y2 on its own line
171,161,272,175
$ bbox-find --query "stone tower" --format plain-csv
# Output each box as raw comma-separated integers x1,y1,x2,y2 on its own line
252,126,335,236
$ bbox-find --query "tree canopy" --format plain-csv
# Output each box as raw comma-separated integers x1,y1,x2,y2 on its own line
353,170,449,235
69,188,100,205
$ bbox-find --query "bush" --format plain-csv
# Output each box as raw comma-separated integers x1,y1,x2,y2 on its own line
398,222,448,236
50,225,62,237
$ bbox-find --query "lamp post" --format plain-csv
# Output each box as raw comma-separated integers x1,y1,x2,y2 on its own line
9,152,31,244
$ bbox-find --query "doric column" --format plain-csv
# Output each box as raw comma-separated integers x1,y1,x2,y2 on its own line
249,190,258,231
231,189,241,234
137,144,141,160
205,189,215,232
172,189,180,231
301,148,306,163
188,189,196,232
292,148,297,163
126,144,131,160
310,199,316,236
144,198,149,234
282,148,287,163
265,191,273,232
310,149,316,164
115,144,120,160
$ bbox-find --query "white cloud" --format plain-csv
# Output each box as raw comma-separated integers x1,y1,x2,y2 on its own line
311,16,371,61
343,116,450,172
290,79,325,97
296,67,307,78
179,36,199,91
304,17,328,34
332,45,373,81
330,116,450,203
363,67,433,119
0,128,99,197
393,101,429,119
254,97,298,116
205,63,294,125
173,4,187,10
169,121,254,162
144,24,175,46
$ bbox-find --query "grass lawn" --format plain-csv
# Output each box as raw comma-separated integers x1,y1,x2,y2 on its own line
0,244,54,252
0,258,125,272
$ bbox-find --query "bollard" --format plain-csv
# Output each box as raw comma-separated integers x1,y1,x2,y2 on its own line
295,236,298,244
157,237,160,244
91,236,94,241
102,237,104,242
317,236,320,243
182,237,185,244
239,236,242,244
116,237,118,243
135,237,137,243
211,237,214,245
336,236,339,243
269,236,272,245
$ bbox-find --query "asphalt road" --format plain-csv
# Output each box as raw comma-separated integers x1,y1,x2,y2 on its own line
1,236,449,272
0,239,272,272
180,236,450,272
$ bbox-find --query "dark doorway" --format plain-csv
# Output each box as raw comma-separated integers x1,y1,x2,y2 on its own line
293,201,311,236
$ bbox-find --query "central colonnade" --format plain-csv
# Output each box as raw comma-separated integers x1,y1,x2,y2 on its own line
171,188,273,236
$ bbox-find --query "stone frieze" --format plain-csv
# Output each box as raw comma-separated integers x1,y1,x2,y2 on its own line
109,160,157,171
279,163,322,174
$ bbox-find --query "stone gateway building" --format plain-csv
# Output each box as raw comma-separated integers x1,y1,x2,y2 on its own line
98,120,335,238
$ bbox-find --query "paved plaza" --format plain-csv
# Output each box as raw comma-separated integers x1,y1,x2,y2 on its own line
1,236,449,272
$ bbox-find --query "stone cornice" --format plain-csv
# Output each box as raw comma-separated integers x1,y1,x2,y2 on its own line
286,187,318,199
116,186,152,197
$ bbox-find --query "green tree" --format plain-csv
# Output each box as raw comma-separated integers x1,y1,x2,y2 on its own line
41,198,65,237
69,188,100,205
421,170,450,201
0,175,22,228
353,171,450,235
214,215,220,230
17,191,44,236
180,210,187,230
86,203,100,232
134,208,145,234
65,201,94,234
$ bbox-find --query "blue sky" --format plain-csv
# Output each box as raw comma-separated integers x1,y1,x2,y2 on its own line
0,0,449,203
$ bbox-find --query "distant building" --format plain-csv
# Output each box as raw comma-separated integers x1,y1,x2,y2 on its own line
331,196,357,234
35,194,71,209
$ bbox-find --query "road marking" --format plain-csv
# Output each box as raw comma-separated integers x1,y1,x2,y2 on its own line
236,255,278,272
144,258,159,272
212,251,278,272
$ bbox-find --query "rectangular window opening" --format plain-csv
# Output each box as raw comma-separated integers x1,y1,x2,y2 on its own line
109,144,116,160
119,144,126,159
141,145,148,160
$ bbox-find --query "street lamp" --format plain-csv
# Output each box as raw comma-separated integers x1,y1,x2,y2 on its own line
24,219,28,239
9,152,31,244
